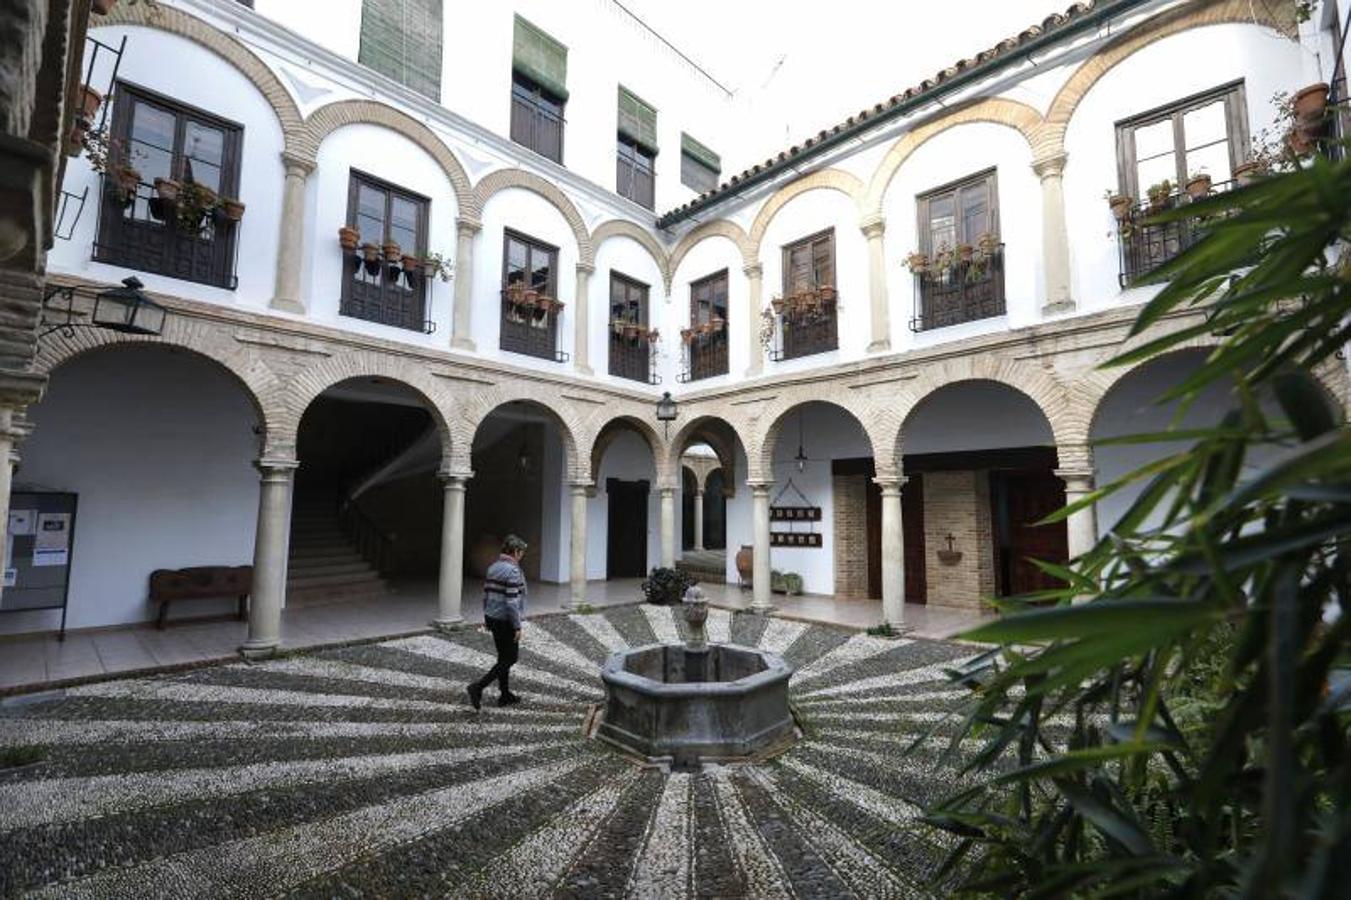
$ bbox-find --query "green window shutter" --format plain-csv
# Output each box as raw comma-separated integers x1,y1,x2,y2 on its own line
618,87,658,154
680,133,719,173
513,15,568,100
359,0,443,101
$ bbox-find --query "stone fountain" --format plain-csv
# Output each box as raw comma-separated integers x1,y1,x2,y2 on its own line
595,587,797,767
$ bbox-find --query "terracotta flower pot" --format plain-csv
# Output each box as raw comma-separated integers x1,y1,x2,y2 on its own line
1184,174,1212,200
1108,194,1134,221
906,252,928,273
338,226,360,251
381,241,401,263
152,178,180,203
735,545,754,586
359,243,381,263
78,85,103,122
957,244,974,262
1293,83,1329,122
818,285,837,302
401,253,420,273
1233,161,1265,187
680,328,693,345
92,0,118,15
771,297,784,314
221,199,245,222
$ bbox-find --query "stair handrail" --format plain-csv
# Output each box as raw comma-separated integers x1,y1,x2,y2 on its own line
336,494,395,575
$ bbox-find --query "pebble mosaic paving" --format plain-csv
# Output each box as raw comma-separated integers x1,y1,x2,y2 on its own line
0,606,984,898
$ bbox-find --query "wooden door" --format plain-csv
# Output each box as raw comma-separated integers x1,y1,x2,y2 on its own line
607,478,649,578
991,470,1068,596
865,476,881,599
902,474,927,603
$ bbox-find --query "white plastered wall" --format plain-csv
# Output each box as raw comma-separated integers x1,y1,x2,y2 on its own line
667,236,747,384
591,235,670,389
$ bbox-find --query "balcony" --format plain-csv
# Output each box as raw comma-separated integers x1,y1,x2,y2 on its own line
500,286,568,362
678,321,728,382
767,287,838,360
908,243,1004,332
1115,180,1236,286
608,321,660,384
340,247,434,334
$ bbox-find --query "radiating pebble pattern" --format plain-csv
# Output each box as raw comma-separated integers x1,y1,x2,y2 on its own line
0,609,985,898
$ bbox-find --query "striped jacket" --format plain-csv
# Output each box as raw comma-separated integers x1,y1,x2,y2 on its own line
483,555,527,628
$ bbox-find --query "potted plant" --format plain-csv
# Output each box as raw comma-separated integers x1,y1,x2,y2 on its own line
1292,82,1329,122
400,252,420,274
152,177,179,203
904,251,928,274
1146,179,1173,211
932,244,956,277
1184,172,1212,200
78,85,103,123
956,243,974,263
976,231,999,255
1105,191,1134,222
381,240,401,263
710,315,725,332
175,181,217,233
1233,160,1266,187
646,328,660,345
420,252,453,282
219,197,245,222
680,327,694,345
771,296,785,315
623,321,640,340
611,318,626,336
338,226,361,251
359,242,381,275
111,163,140,206
504,282,527,304
818,284,837,303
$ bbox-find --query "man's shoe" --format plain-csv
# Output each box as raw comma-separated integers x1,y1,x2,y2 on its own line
466,683,483,710
498,691,522,707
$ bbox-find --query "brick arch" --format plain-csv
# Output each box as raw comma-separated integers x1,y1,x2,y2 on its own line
271,350,458,464
890,356,1075,467
863,98,1044,218
459,387,584,481
668,414,744,495
586,413,666,486
474,168,592,263
298,100,475,215
668,220,755,277
1042,0,1298,160
591,219,672,292
749,396,879,483
101,1,305,157
747,168,865,260
34,319,283,451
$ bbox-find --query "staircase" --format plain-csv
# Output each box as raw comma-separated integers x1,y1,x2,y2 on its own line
287,497,388,607
677,549,727,584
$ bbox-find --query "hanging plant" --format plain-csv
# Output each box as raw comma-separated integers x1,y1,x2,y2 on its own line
1105,191,1134,222
904,251,928,275
338,226,361,251
78,85,103,123
771,296,785,315
152,177,180,203
219,197,246,222
359,242,381,276
111,163,140,206
505,282,527,304
381,240,402,263
175,181,217,233
758,307,776,353
420,252,454,282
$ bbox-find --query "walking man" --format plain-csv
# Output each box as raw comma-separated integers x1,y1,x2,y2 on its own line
467,534,528,709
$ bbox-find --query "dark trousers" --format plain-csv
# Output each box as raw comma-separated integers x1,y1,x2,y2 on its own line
474,616,518,695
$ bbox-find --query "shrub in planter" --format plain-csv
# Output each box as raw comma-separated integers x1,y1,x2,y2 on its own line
641,567,697,605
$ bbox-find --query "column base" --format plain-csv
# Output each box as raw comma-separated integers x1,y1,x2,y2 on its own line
451,336,477,352
431,616,466,633
748,601,775,614
238,639,281,661
574,363,594,376
269,296,306,315
866,338,891,353
1041,300,1076,316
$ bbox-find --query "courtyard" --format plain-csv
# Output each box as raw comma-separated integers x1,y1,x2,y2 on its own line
1,605,980,898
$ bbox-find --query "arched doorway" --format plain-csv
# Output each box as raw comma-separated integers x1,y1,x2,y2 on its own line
669,417,743,585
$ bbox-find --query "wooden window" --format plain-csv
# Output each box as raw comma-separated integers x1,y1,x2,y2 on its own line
608,272,651,383
510,17,566,163
359,0,442,101
617,137,656,208
680,133,719,193
1115,82,1248,199
777,229,837,359
686,269,728,381
94,82,242,289
912,169,1005,330
340,171,431,332
501,229,563,361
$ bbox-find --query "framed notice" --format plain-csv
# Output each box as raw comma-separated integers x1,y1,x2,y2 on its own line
770,531,823,548
3,491,78,640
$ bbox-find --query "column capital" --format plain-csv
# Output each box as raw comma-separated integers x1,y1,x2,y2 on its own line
456,217,483,237
437,467,473,486
1056,441,1094,472
1032,152,1068,180
568,479,594,493
1055,468,1095,491
255,456,299,475
575,262,596,276
280,151,317,176
742,262,763,279
859,215,886,239
872,475,908,494
748,480,773,496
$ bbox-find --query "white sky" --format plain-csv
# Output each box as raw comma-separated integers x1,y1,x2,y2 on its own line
620,0,1073,162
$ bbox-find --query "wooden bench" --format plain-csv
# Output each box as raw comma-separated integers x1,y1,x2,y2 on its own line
149,566,252,629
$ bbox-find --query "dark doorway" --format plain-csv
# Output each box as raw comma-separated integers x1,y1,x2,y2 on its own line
607,478,649,578
990,469,1068,596
703,469,726,550
681,468,696,550
902,474,926,603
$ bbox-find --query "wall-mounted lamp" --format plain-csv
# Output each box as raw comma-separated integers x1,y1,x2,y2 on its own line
39,277,166,339
655,391,678,439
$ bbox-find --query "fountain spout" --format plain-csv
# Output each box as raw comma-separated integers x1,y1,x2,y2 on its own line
682,585,708,650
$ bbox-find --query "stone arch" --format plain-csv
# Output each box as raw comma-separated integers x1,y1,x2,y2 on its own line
668,219,755,277
667,414,743,494
298,100,475,215
863,98,1044,218
101,1,305,157
747,168,866,260
890,356,1075,469
473,168,592,262
591,219,672,292
749,396,879,483
1042,0,1298,160
271,350,458,465
460,386,584,481
586,413,667,487
35,316,282,448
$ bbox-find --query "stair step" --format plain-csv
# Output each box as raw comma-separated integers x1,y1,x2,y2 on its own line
287,570,386,590
288,549,367,565
287,560,374,579
286,582,389,607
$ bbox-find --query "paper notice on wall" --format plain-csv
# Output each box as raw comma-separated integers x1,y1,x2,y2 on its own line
33,513,71,567
8,509,34,536
3,569,14,588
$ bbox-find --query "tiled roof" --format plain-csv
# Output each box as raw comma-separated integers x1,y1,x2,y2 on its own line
657,0,1124,229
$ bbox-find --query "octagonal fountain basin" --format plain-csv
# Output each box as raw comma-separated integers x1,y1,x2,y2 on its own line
595,642,797,765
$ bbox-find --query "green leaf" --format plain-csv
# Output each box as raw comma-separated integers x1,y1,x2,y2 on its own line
960,600,1219,645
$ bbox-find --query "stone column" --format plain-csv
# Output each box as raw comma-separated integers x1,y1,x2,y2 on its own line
875,475,906,627
0,408,18,599
861,215,890,352
750,481,773,612
241,457,298,660
433,471,469,631
1057,470,1099,560
574,263,594,375
659,485,676,568
743,262,764,378
693,488,705,551
568,481,589,609
270,153,315,314
1033,153,1075,316
451,217,480,351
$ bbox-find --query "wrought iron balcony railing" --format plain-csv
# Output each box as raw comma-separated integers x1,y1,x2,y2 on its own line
608,321,661,384
766,287,838,361
909,243,1004,332
678,322,728,382
1116,180,1236,286
500,288,568,362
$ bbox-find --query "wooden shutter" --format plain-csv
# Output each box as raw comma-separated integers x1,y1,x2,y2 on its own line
359,0,443,100
513,15,568,100
618,87,658,154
